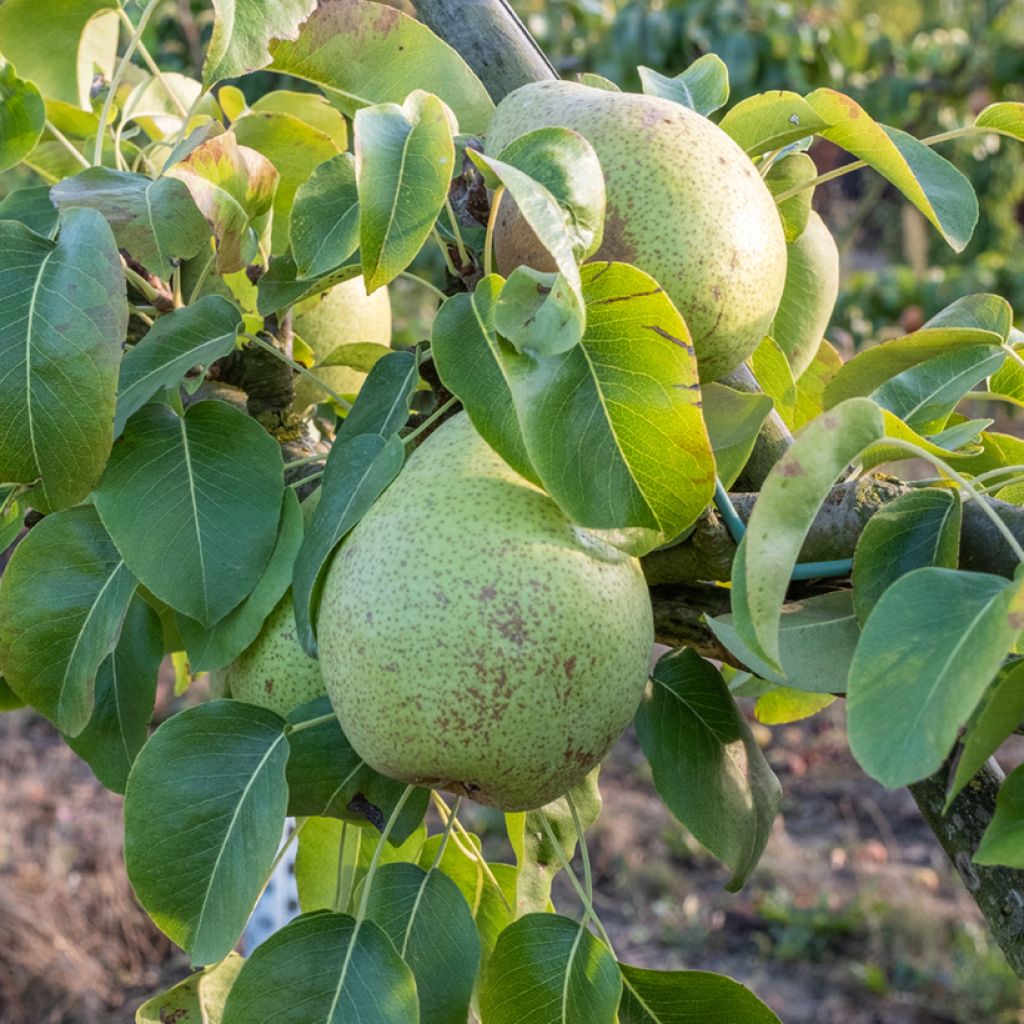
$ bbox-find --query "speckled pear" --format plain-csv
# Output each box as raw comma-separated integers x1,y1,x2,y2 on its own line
486,80,787,381
771,210,840,377
213,594,325,716
292,276,391,410
317,413,654,811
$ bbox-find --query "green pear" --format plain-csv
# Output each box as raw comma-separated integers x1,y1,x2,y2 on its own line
486,80,787,381
771,211,840,377
292,276,391,410
317,413,654,811
212,594,325,716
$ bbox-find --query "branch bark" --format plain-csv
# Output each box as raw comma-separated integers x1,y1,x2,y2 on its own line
422,0,1024,975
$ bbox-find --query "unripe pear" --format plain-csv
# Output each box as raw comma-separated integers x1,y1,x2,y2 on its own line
212,594,325,716
486,80,787,381
771,211,840,377
317,414,654,811
292,276,391,410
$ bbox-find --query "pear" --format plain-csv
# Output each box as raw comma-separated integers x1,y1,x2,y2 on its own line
317,414,654,811
212,594,325,716
486,80,787,381
292,276,391,410
771,211,840,377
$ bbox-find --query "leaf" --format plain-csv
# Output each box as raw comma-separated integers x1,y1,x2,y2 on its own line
764,152,817,242
0,505,137,736
946,660,1024,809
338,350,419,440
232,110,342,253
0,676,25,712
94,401,284,627
290,152,360,278
635,649,781,891
851,489,962,625
0,59,45,172
578,73,620,92
291,433,405,655
135,953,245,1024
285,696,429,838
500,261,715,553
0,0,118,106
988,341,1024,407
847,568,1024,788
168,133,279,273
748,336,797,429
637,55,729,116
975,101,1024,141
719,91,828,156
355,90,456,291
792,340,844,429
480,914,622,1024
870,345,1005,434
0,186,60,236
257,255,363,315
176,488,303,672
0,493,24,555
494,267,586,356
804,90,977,251
365,862,481,1024
50,168,211,279
65,597,162,793
252,90,350,149
268,0,493,135
730,398,884,669
701,384,773,490
203,0,317,86
618,964,781,1023
115,296,242,435
708,591,860,694
124,700,290,964
221,911,419,1023
755,689,836,725
431,276,537,483
318,342,393,373
0,208,126,512
975,763,1024,868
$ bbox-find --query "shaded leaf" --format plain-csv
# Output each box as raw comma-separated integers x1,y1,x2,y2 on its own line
638,55,729,116
0,58,45,172
290,152,360,278
494,266,585,356
0,186,60,236
618,964,781,1023
764,152,817,243
256,254,362,315
135,953,245,1024
975,763,1024,868
749,335,797,428
702,383,773,490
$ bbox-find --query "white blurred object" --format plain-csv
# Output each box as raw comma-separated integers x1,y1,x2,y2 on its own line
243,819,300,951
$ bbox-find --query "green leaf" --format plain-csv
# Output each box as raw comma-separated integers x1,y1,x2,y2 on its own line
290,152,360,279
618,964,781,1023
975,102,1024,141
256,254,362,315
702,384,773,490
764,152,817,243
635,649,780,890
500,261,715,553
168,133,279,273
0,493,23,556
115,296,242,435
176,488,303,672
0,208,126,513
431,276,537,484
339,350,419,439
135,953,245,1024
804,90,977,251
847,568,1024,788
755,689,836,725
0,0,118,106
749,335,797,428
221,911,419,1023
286,696,429,838
0,59,45,172
119,73,210,143
252,90,349,149
94,401,284,627
0,186,60,236
975,762,1024,867
708,590,860,694
637,55,729,116
356,90,456,292
793,340,843,429
292,433,405,655
0,505,137,735
988,339,1024,407
124,700,290,964
946,660,1024,809
851,489,962,625
232,110,342,253
318,342,393,373
494,267,586,356
578,73,620,92
719,91,828,156
731,398,884,669
65,596,162,793
268,0,493,135
365,862,481,1024
0,675,25,712
203,0,317,86
480,914,622,1024
50,168,210,279
870,345,1005,434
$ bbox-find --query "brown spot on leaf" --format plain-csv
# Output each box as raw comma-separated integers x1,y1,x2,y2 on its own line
778,460,806,477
